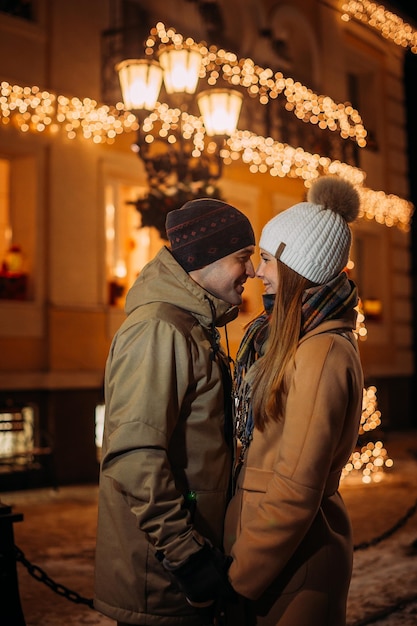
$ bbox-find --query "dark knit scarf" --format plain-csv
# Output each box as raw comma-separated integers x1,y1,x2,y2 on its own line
234,273,358,460
301,272,358,335
234,294,274,459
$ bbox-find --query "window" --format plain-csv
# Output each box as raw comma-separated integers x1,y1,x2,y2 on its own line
347,71,379,150
0,158,11,263
345,35,385,153
0,156,31,300
105,181,166,306
0,403,35,464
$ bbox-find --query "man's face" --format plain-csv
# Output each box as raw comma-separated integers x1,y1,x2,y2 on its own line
189,246,255,305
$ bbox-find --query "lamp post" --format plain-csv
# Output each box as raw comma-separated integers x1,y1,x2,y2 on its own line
115,44,243,238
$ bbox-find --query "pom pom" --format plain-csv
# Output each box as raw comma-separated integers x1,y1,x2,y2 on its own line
307,176,360,223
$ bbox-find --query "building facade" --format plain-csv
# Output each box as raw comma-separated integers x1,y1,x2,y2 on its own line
0,0,415,485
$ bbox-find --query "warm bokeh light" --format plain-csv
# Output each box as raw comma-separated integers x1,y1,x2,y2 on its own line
1,19,414,231
341,387,394,483
148,22,368,146
357,186,412,232
0,81,138,143
341,1,417,54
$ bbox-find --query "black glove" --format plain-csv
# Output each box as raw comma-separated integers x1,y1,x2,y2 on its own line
162,542,236,605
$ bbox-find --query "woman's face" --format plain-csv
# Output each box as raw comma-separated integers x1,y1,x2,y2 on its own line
256,249,278,294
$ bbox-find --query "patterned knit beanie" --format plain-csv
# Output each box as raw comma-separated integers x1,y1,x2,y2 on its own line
259,176,360,284
166,198,255,272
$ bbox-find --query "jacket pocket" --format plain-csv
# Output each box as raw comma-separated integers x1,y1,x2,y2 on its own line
225,466,274,553
239,466,273,526
241,466,274,492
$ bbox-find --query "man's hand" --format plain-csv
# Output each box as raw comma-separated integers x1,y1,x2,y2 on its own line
162,542,236,605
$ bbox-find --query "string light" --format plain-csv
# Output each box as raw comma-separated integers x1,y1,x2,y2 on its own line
359,387,382,434
1,17,414,231
226,129,365,183
354,300,368,341
357,186,413,231
341,387,394,484
343,284,393,484
148,22,368,146
1,80,411,230
0,82,138,143
341,1,417,53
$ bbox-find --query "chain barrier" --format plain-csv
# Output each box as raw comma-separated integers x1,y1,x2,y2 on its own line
15,545,94,609
349,592,417,626
13,496,417,622
353,496,417,551
349,496,417,625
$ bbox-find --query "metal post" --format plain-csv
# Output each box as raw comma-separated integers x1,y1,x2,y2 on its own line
0,501,26,625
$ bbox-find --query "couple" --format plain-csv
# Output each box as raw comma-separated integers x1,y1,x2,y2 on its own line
94,176,364,626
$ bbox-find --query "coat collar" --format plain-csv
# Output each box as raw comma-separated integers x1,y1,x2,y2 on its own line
299,308,358,345
125,246,239,329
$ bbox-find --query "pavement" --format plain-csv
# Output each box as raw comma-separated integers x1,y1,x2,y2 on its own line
2,429,417,626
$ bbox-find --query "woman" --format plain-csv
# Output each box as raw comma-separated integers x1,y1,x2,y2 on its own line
225,176,364,626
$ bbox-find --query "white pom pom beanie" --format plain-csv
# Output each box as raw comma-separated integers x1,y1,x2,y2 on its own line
259,177,359,284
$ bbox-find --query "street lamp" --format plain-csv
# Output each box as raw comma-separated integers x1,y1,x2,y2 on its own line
116,59,163,111
115,45,243,238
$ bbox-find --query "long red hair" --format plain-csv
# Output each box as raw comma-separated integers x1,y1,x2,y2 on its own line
251,260,314,430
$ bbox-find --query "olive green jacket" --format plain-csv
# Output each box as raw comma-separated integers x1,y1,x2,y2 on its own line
94,246,236,625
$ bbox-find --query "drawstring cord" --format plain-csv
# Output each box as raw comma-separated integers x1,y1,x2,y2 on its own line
224,322,235,379
204,294,235,375
204,296,236,473
224,321,238,497
205,296,220,361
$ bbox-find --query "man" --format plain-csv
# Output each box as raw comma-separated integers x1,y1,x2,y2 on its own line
94,198,255,625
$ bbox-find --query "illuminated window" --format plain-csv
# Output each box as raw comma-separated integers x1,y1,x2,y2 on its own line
0,159,28,300
350,225,388,329
0,158,11,263
105,181,166,307
0,404,35,465
345,39,384,153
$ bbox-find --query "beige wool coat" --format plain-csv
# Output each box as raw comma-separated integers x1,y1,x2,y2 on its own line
224,315,364,626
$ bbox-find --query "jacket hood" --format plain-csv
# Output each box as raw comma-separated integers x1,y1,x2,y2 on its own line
125,246,239,328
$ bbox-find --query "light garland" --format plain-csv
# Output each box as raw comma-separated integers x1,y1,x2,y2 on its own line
146,22,368,146
0,81,412,230
342,303,394,483
341,386,394,484
354,300,368,341
0,82,138,143
141,105,366,184
341,1,417,53
342,439,394,483
225,128,365,184
357,185,413,231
